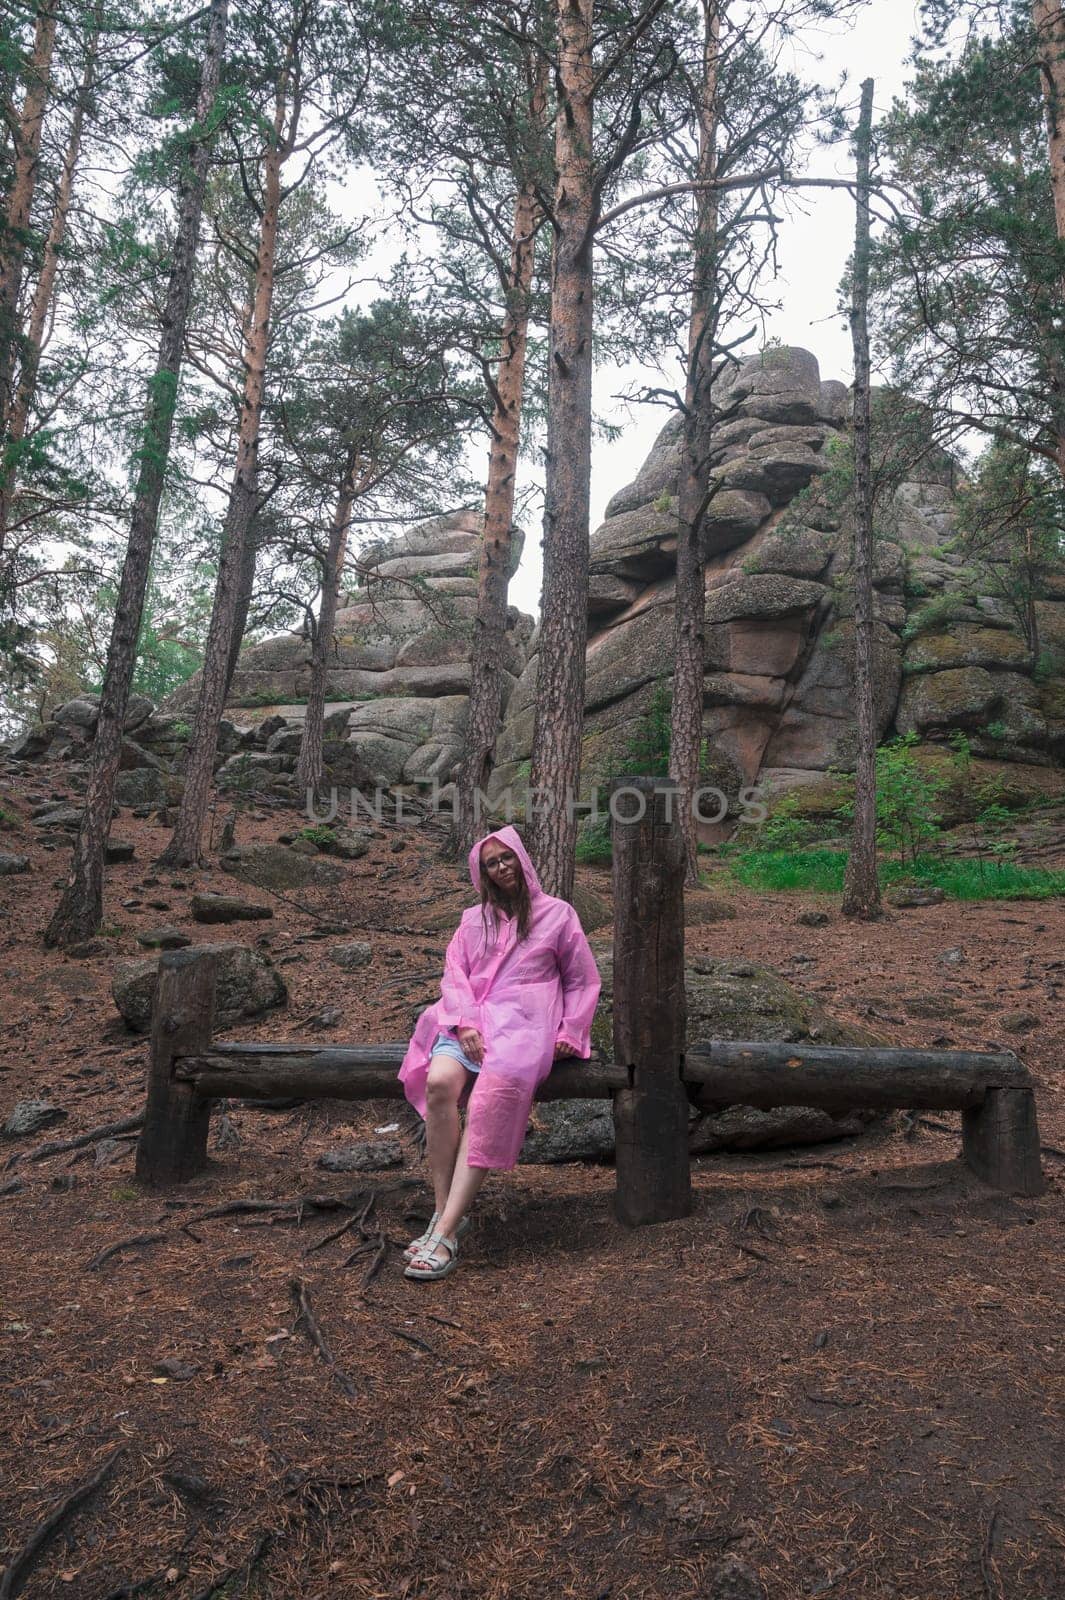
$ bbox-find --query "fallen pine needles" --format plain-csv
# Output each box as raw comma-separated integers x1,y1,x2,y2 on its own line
86,1233,167,1271
0,1446,125,1600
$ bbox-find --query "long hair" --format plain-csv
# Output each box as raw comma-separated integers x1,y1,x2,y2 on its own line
478,850,533,948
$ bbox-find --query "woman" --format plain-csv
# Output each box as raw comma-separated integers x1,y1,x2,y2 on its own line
397,824,601,1280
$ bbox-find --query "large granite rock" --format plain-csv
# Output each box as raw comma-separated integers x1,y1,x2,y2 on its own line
167,508,535,790
112,943,287,1033
488,342,1065,822
519,951,883,1164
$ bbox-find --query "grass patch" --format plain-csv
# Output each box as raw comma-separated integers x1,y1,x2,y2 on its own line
728,848,1065,901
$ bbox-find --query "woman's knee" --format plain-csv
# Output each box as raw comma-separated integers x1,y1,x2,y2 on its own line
425,1058,465,1108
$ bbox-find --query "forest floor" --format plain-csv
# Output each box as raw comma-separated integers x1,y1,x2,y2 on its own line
0,764,1063,1600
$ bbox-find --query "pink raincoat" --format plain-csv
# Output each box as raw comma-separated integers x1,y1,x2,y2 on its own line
398,826,602,1170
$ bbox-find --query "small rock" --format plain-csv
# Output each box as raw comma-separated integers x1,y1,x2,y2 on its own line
308,1007,342,1030
328,940,373,972
190,893,273,925
153,1357,199,1382
68,939,107,959
704,1554,766,1600
93,1138,125,1168
796,910,829,926
4,1100,67,1138
136,926,191,950
937,947,965,965
105,841,135,863
289,836,319,856
317,1140,402,1173
0,852,30,875
51,1173,76,1192
1000,1010,1039,1034
819,1189,844,1210
0,1177,25,1197
887,885,946,908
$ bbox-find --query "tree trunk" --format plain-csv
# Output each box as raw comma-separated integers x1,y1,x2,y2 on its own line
0,13,98,543
158,62,291,869
1033,0,1065,474
223,509,263,698
841,78,881,920
0,0,58,548
453,102,544,855
296,461,355,794
527,0,595,900
671,0,720,886
43,0,229,950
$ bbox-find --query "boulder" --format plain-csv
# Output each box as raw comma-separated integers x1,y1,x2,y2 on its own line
725,345,823,425
704,573,828,625
318,1140,402,1172
221,842,344,891
111,943,287,1032
589,505,680,580
4,1100,67,1137
896,666,1002,737
699,488,773,556
115,768,183,808
7,723,57,760
328,940,373,971
136,926,192,950
569,882,611,934
0,852,29,875
904,625,1031,675
519,952,884,1163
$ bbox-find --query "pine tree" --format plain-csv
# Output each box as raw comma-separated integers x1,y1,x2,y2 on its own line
44,0,230,948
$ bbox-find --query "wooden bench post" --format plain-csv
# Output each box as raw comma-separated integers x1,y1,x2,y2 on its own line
610,776,691,1227
135,949,218,1186
962,1087,1044,1197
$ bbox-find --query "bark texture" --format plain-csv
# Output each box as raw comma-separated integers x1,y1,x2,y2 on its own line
841,78,881,920
454,149,543,854
1033,0,1065,475
528,0,595,900
296,461,355,794
671,0,720,885
44,0,229,949
0,15,98,542
160,50,295,868
0,0,59,555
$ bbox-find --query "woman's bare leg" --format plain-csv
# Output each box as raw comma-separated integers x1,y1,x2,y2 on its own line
438,1118,489,1237
423,1055,468,1213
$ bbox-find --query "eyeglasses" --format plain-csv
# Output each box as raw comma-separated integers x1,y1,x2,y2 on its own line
482,850,517,874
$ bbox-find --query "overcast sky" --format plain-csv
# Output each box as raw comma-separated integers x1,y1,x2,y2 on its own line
504,0,923,619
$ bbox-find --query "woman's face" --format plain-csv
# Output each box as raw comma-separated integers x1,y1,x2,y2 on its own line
480,840,522,895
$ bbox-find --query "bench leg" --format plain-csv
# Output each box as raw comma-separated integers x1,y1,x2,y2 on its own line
135,950,217,1186
962,1087,1044,1197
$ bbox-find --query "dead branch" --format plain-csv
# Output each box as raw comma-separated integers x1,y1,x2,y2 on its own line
980,1508,1004,1600
386,1325,438,1357
0,1446,125,1600
289,1278,357,1398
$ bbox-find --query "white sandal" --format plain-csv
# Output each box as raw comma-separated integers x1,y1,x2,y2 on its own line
402,1211,470,1262
403,1230,459,1281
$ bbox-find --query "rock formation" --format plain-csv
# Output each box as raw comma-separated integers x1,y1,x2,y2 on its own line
179,507,535,789
488,345,1065,816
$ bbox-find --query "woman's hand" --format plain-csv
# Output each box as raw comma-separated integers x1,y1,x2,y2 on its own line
553,1039,579,1060
456,1026,485,1065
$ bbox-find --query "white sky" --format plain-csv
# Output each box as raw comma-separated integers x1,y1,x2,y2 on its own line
503,0,923,619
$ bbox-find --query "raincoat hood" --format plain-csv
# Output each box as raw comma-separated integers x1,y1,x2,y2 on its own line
467,825,544,899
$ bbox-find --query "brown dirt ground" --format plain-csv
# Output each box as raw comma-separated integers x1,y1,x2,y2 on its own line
0,769,1063,1600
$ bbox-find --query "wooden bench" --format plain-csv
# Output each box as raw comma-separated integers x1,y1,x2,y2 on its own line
135,780,1045,1211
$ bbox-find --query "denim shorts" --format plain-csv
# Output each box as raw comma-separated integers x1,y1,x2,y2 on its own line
431,1032,481,1074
